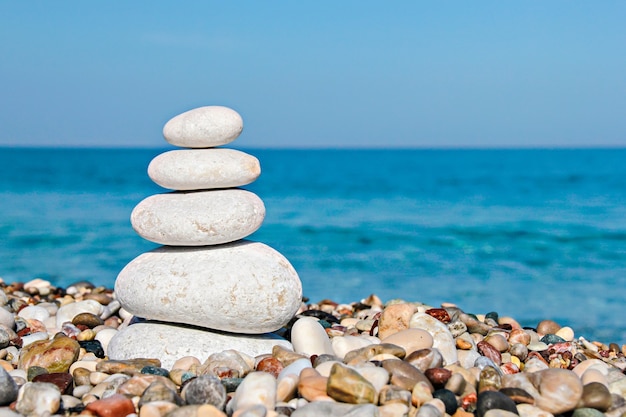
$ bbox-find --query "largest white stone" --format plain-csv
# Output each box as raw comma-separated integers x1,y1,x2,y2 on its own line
115,241,302,334
163,106,243,148
131,189,265,246
108,322,293,370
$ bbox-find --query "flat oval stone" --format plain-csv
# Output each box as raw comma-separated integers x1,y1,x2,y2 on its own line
163,106,244,148
108,322,292,370
115,242,302,334
148,149,261,191
381,328,433,355
131,190,265,246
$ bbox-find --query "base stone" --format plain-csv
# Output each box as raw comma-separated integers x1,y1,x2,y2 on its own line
108,322,293,370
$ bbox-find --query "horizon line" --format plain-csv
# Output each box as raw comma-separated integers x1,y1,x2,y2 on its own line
1,143,626,151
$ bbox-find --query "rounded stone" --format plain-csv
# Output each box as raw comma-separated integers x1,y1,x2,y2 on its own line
115,242,302,334
148,148,261,191
163,106,243,148
291,317,334,357
581,382,612,412
228,372,277,414
131,189,265,246
536,320,561,336
181,375,226,408
108,322,292,370
327,363,376,404
432,389,457,415
18,335,80,373
15,382,61,416
534,368,583,414
405,348,444,373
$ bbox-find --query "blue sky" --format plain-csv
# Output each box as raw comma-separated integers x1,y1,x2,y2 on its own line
1,1,625,148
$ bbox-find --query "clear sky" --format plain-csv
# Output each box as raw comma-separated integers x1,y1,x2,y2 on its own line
1,1,625,149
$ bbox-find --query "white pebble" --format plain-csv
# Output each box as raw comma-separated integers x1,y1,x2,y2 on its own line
56,300,104,328
20,332,50,347
18,306,50,322
290,317,333,357
228,372,276,414
95,328,118,355
277,358,312,383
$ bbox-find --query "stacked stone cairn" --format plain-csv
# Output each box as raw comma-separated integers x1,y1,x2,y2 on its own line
108,106,302,368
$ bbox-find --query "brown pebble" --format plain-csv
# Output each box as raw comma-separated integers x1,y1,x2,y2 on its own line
478,365,501,393
96,358,161,375
85,393,135,417
272,345,307,366
477,340,502,365
32,372,74,394
425,368,452,387
581,381,612,412
256,357,283,378
536,320,561,336
327,363,376,404
72,367,92,386
72,312,104,328
297,368,329,402
425,308,451,323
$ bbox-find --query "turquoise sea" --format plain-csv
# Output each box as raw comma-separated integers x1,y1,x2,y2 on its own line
1,148,625,343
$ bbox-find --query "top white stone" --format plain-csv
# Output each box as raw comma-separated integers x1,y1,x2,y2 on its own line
163,106,244,148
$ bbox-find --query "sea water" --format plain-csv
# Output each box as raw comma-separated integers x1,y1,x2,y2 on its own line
1,148,625,343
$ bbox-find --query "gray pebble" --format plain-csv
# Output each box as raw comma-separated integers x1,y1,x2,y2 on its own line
0,367,18,406
181,375,226,409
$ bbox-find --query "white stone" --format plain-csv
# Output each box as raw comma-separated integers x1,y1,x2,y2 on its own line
227,372,276,414
409,312,458,366
23,278,52,296
15,382,61,416
95,328,119,355
108,322,292,370
163,106,243,148
131,189,265,246
277,358,313,383
353,364,389,393
148,148,261,191
115,241,301,334
331,335,377,360
55,300,104,328
17,306,50,322
0,307,15,329
290,317,334,357
21,332,50,347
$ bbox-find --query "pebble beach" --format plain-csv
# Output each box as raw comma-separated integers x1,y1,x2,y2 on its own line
1,277,626,417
